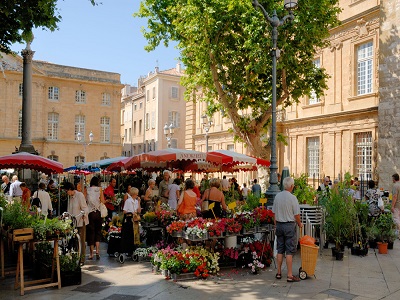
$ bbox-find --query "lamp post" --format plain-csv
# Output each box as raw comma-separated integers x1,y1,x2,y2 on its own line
76,131,94,163
163,123,175,148
201,115,213,152
252,0,298,205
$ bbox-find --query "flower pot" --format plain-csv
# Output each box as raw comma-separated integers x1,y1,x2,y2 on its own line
171,230,183,238
61,268,81,287
242,227,256,235
335,251,344,261
225,236,238,249
170,272,197,281
208,232,224,239
388,241,394,250
377,242,388,254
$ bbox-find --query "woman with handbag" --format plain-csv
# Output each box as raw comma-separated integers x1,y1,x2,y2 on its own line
201,178,227,219
122,187,142,254
177,179,197,220
85,176,105,260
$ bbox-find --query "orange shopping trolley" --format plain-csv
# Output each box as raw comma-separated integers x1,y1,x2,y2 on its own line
299,243,319,280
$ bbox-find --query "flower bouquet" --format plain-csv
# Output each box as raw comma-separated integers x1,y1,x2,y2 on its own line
225,218,242,235
156,206,177,226
246,251,265,274
235,211,256,233
206,219,226,238
113,192,124,207
185,218,208,240
253,207,275,226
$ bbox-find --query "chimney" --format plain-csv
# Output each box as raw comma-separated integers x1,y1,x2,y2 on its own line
176,62,181,73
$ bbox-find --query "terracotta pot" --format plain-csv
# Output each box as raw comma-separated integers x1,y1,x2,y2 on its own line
377,242,388,254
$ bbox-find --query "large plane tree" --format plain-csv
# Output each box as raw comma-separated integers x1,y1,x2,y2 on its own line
136,0,341,158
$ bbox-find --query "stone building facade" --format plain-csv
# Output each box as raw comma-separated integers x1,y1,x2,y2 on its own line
0,53,123,168
377,0,400,190
121,64,186,155
281,0,390,188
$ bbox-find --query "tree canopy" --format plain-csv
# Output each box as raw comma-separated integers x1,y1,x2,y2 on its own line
0,0,97,54
135,0,341,158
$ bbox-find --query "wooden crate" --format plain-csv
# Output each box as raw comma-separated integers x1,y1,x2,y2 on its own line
13,228,34,242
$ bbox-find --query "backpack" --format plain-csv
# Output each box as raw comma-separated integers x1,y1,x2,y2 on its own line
31,190,42,208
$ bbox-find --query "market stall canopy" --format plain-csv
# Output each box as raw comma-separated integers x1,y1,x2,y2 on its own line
0,152,64,174
206,150,270,168
65,156,127,173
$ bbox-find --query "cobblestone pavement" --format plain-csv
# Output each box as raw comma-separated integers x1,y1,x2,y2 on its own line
2,241,400,300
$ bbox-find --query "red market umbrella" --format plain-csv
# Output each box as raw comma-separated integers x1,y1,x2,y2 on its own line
206,149,270,168
0,152,64,174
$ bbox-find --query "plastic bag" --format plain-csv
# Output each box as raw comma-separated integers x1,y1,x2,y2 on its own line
378,197,384,210
299,235,316,246
273,235,278,258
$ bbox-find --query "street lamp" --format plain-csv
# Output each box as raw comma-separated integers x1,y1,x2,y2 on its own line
252,0,298,205
163,122,175,148
201,115,213,152
76,131,94,163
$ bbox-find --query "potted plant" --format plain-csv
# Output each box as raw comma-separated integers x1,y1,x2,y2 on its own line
292,173,317,205
371,212,395,254
324,181,355,260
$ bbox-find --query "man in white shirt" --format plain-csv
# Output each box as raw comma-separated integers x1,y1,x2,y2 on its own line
9,175,23,202
33,182,53,217
221,175,230,192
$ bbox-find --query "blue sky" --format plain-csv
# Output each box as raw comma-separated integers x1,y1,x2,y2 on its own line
11,0,180,85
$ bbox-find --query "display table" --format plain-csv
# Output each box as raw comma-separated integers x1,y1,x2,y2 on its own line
12,228,61,296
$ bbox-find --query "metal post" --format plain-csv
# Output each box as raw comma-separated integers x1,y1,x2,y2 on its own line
252,0,297,205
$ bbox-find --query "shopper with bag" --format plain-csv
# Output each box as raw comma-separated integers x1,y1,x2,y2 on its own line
121,187,142,255
272,176,303,282
85,176,105,260
200,178,227,219
177,179,197,220
365,180,384,217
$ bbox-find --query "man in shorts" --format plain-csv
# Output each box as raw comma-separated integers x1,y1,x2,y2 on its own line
272,176,303,282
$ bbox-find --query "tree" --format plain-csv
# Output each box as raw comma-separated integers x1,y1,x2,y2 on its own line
0,0,97,54
135,0,341,158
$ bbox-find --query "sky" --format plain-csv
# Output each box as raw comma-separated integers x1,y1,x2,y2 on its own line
11,0,180,86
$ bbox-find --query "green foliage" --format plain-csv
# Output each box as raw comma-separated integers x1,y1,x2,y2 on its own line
2,202,33,229
371,212,395,242
242,193,260,211
224,186,240,205
0,0,97,54
324,183,355,249
292,174,316,205
135,0,341,157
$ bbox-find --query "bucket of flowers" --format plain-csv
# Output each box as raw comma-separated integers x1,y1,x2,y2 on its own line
156,205,177,227
206,219,226,238
166,220,186,237
142,211,158,227
225,218,242,236
186,218,208,241
235,211,256,234
59,249,82,286
253,207,275,232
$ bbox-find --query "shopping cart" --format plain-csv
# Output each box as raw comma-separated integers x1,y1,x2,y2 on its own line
299,242,319,279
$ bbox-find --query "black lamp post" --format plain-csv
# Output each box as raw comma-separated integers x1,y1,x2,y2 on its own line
252,0,298,205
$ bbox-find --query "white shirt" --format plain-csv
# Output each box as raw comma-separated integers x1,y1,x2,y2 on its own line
242,187,249,197
10,180,23,197
123,195,139,213
68,190,89,227
221,178,229,191
33,189,53,216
